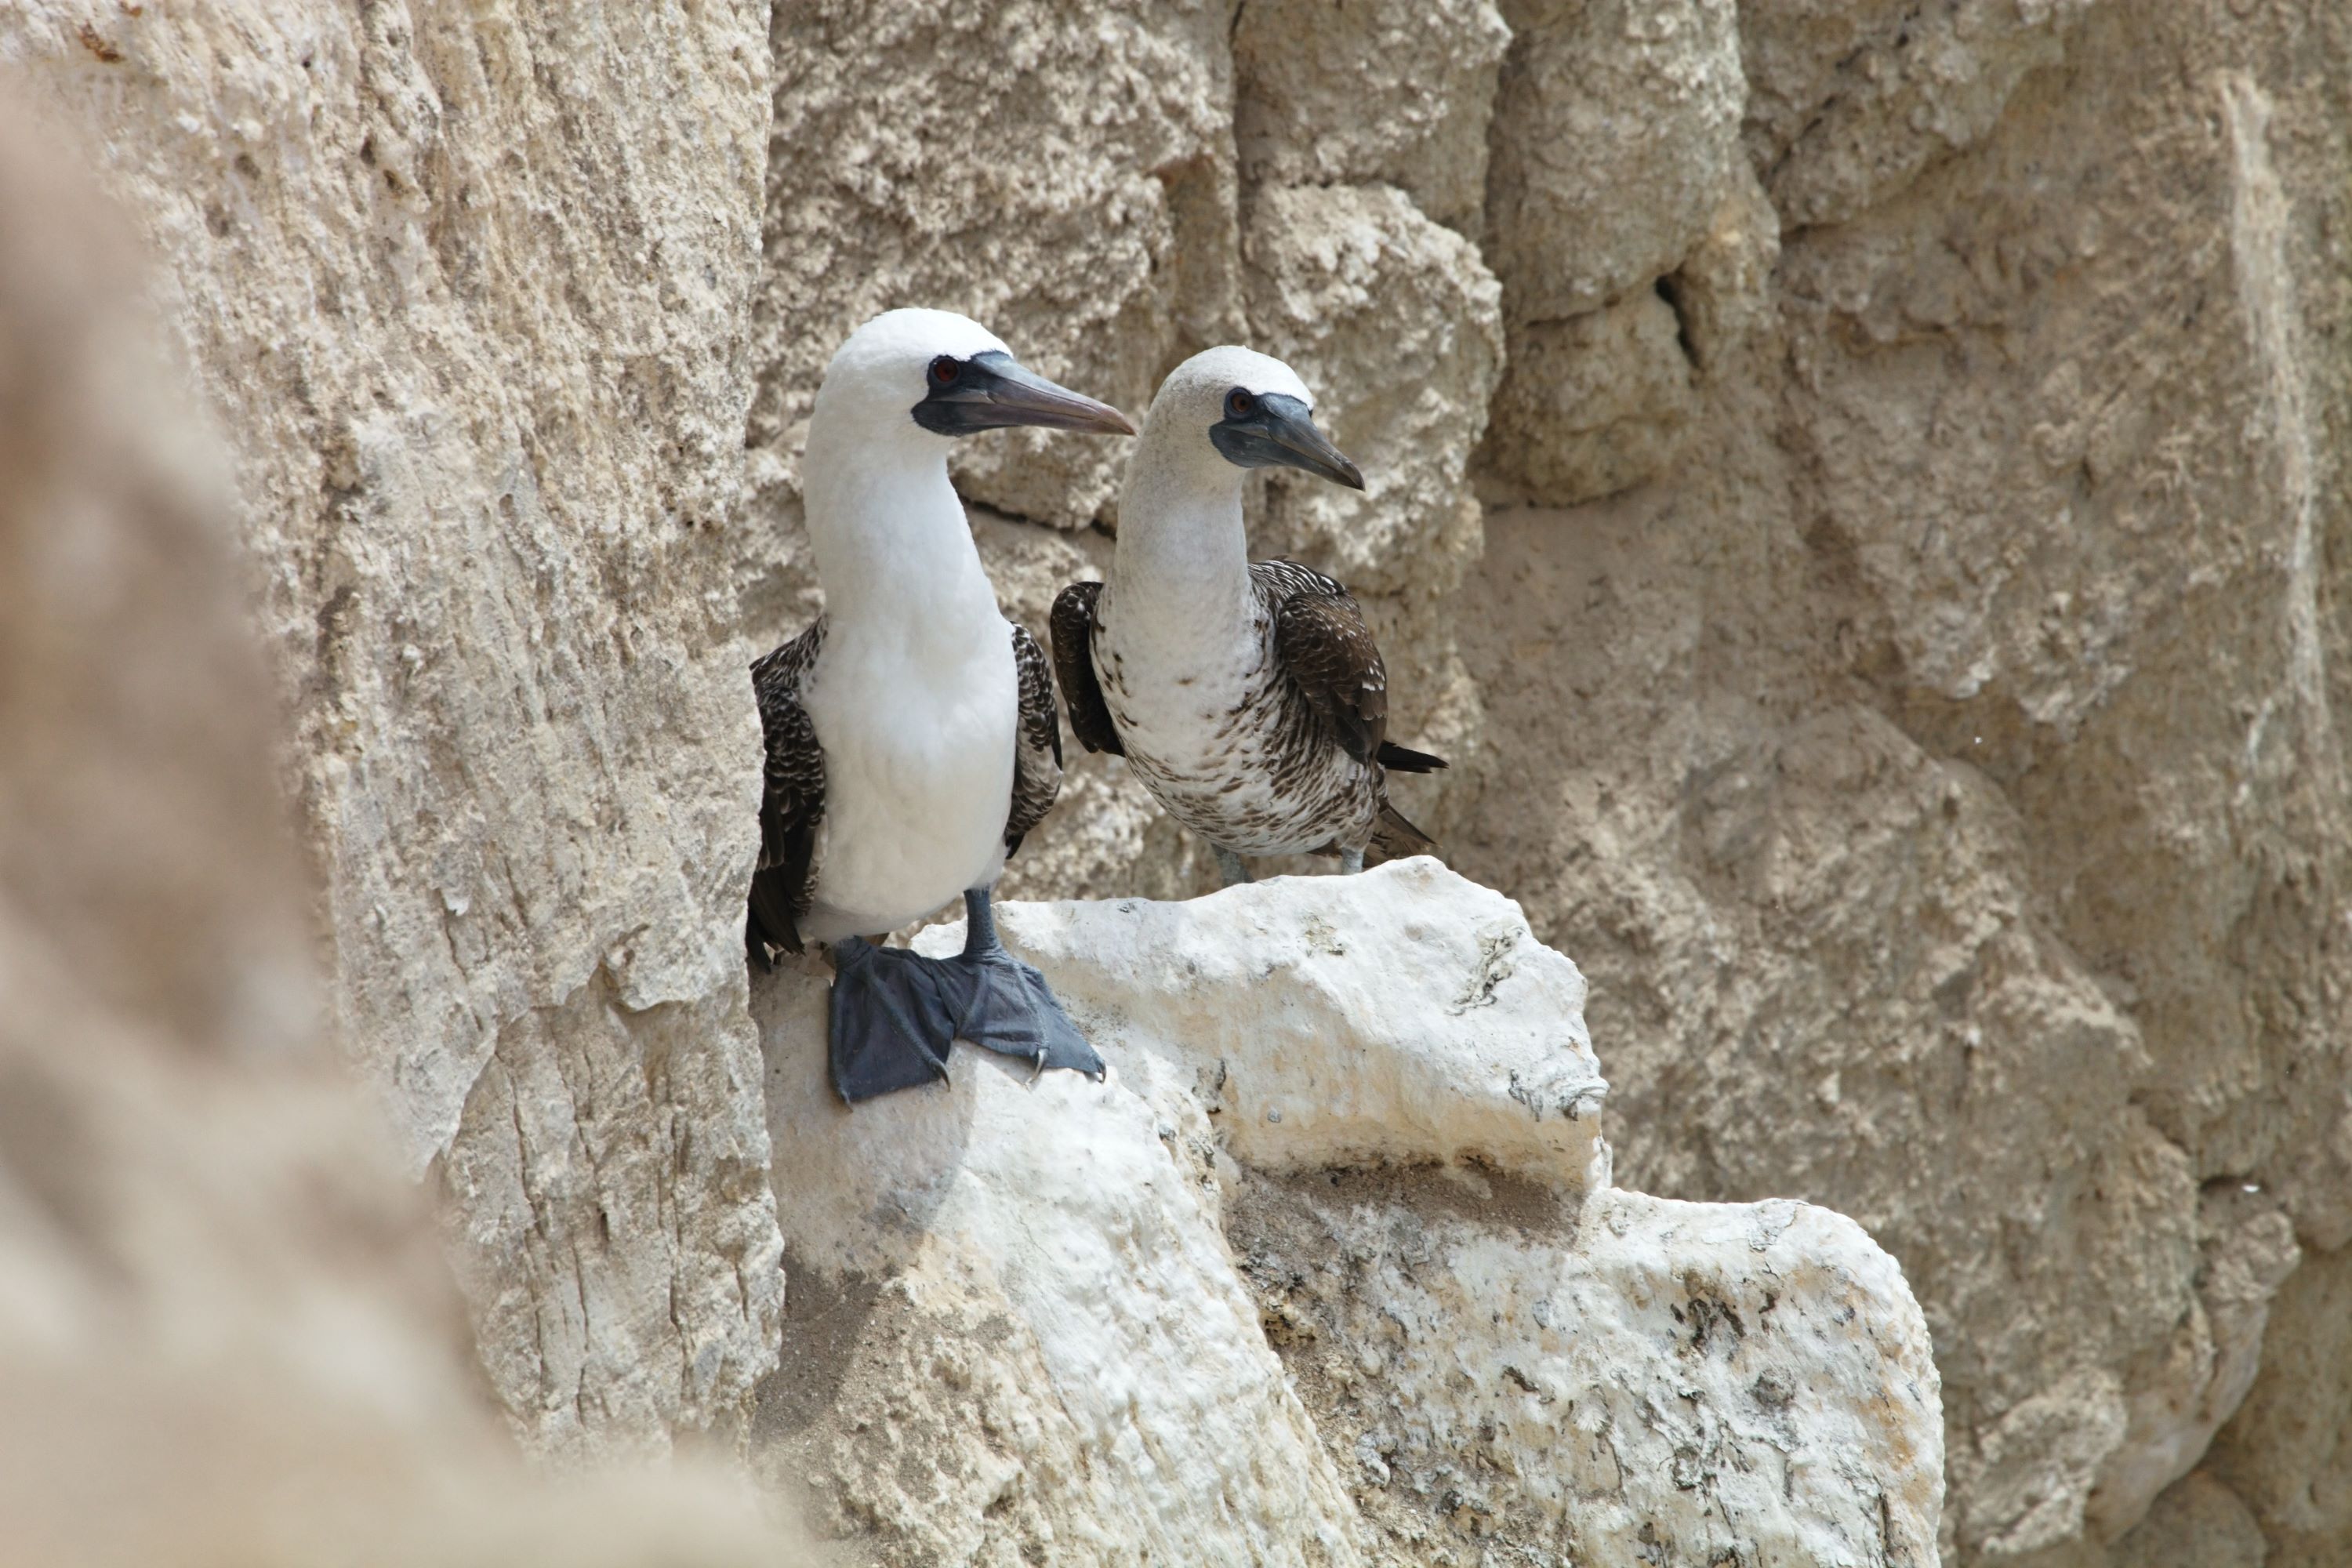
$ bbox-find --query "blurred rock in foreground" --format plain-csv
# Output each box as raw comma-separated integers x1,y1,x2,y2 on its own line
0,100,808,1568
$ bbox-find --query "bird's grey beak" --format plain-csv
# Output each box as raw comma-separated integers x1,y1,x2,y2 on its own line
913,351,1136,437
1208,392,1365,491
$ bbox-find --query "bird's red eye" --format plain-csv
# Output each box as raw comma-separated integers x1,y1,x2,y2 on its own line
1226,388,1254,417
930,355,961,386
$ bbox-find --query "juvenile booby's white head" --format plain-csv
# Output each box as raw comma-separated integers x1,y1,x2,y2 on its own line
1130,345,1364,492
811,307,1135,451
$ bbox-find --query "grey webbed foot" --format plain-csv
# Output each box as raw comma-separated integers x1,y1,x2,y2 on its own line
828,935,959,1102
942,888,1104,1080
824,895,1102,1105
1214,847,1253,887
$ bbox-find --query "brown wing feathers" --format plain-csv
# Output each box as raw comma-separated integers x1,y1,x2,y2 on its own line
1049,580,1124,757
1258,559,1447,777
1005,622,1064,855
746,622,827,963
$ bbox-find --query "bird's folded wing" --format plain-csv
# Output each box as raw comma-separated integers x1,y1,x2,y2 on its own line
1005,622,1063,855
1048,579,1125,758
1261,558,1388,765
750,620,826,952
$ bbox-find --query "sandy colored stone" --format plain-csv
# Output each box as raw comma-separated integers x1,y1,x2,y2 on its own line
1481,287,1699,506
0,100,811,1567
2207,1241,2352,1567
1234,0,1510,234
1,0,786,1458
1484,0,1744,321
2107,1472,2270,1568
1738,0,2103,230
1449,9,2352,1565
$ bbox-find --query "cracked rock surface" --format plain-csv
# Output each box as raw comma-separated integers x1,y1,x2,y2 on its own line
753,862,1942,1565
8,0,2348,1561
4,0,786,1461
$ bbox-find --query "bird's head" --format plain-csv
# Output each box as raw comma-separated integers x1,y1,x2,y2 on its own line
1139,345,1364,492
814,308,1135,447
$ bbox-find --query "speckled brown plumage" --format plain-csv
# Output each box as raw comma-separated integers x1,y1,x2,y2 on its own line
1050,579,1123,758
1005,622,1063,853
747,621,827,959
1053,557,1445,860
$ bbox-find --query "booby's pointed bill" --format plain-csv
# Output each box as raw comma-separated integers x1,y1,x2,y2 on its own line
1209,391,1364,490
913,350,1136,437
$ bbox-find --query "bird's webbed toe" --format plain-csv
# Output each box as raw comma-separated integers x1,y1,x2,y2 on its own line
946,944,1104,1080
946,888,1105,1080
826,936,957,1103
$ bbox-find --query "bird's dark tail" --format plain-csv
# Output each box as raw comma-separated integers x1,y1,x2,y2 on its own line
1376,740,1447,774
1372,799,1438,858
745,867,806,969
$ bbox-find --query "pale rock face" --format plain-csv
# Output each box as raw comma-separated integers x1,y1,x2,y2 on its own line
2208,1242,2352,1566
1476,0,1751,505
1739,0,2103,230
0,107,810,1563
1481,287,1700,506
1234,0,1512,234
751,863,1944,1564
1484,0,1746,321
753,0,1240,528
2107,1472,2271,1568
0,0,786,1460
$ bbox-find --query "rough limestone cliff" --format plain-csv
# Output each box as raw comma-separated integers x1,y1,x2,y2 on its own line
0,100,808,1565
4,1,2348,1566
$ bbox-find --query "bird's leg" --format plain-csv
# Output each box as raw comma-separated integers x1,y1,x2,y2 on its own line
944,886,1105,1081
825,935,958,1105
1340,847,1365,875
1214,847,1254,887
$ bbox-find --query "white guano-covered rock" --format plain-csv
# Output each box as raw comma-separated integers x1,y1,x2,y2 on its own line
753,862,1944,1565
965,859,1606,1184
752,958,1368,1563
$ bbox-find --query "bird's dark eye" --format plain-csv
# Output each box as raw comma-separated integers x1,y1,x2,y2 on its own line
930,355,962,387
1225,387,1255,419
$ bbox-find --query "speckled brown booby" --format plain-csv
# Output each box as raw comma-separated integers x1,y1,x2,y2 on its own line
1050,347,1444,887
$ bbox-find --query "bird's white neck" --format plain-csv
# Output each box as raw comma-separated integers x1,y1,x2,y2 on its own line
803,412,1002,650
1109,430,1257,644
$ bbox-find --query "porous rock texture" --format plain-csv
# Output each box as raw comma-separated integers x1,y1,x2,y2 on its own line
0,101,808,1566
7,0,2348,1563
744,4,2352,1563
1,0,786,1460
752,862,1943,1565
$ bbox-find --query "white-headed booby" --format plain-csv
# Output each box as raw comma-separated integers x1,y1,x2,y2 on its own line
747,308,1134,1102
1050,347,1446,887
